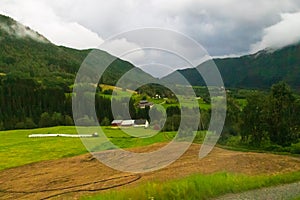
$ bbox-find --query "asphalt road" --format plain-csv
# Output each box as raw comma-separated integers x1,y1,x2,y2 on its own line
214,181,300,200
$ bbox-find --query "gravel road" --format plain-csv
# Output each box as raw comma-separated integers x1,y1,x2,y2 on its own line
214,182,300,200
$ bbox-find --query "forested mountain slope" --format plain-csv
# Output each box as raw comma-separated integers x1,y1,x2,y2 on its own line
163,43,300,90
0,14,154,129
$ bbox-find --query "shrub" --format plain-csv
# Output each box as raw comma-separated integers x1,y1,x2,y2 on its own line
76,115,96,126
103,89,113,95
264,144,291,152
291,142,300,154
264,144,286,152
100,117,111,126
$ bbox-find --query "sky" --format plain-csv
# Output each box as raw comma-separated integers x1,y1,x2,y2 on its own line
0,0,300,77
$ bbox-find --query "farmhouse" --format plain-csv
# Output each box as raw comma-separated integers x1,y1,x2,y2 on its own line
121,120,135,127
111,119,149,128
111,120,123,127
138,100,154,109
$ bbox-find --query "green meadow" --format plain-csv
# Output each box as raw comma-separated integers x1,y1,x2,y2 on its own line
1,126,300,200
0,126,178,170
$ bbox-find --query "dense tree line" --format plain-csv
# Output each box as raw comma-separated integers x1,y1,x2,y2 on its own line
0,73,73,130
240,82,300,147
0,73,161,130
217,82,300,150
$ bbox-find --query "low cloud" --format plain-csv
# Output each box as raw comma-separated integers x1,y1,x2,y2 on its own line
0,0,103,49
251,12,300,52
0,20,48,42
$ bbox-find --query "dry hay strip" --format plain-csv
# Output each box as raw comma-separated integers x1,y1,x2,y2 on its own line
0,174,141,200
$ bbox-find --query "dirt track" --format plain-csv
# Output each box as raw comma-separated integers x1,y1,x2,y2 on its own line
0,143,300,200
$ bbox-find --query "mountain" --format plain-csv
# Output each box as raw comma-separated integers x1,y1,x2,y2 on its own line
162,43,300,90
0,14,154,88
0,14,156,130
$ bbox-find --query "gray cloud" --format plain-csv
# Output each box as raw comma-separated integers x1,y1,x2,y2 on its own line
0,0,300,56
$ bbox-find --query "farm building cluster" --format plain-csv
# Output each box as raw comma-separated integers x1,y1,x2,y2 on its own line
111,119,149,128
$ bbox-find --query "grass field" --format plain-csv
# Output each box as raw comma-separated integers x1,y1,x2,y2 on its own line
0,126,87,170
100,84,137,94
1,126,300,199
0,126,179,171
83,171,300,200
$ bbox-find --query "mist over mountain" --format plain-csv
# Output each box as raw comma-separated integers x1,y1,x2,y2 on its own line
0,14,154,87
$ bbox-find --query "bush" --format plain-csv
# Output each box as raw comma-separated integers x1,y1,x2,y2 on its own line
263,144,291,152
224,136,241,146
39,112,52,127
100,117,111,126
64,115,74,126
15,118,37,129
103,89,113,95
291,142,300,154
264,144,283,152
24,118,37,129
52,112,64,126
76,115,96,126
15,122,25,129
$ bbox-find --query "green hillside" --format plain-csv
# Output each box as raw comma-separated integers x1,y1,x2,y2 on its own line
0,14,154,87
163,43,300,90
0,14,154,130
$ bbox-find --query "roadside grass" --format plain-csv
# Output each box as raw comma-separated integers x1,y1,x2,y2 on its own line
82,171,300,200
0,126,178,171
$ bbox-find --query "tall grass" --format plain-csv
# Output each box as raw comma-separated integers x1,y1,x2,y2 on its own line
82,171,300,200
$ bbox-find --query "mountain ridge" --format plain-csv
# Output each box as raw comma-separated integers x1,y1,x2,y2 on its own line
162,42,300,90
0,14,155,88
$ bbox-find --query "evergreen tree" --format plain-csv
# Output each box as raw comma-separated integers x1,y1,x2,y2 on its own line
241,92,268,145
267,82,296,146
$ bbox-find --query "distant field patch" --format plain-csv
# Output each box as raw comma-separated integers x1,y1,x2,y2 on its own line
100,84,137,94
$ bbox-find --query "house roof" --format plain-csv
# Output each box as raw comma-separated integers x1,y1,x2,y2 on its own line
121,120,135,126
112,119,149,126
138,102,154,108
139,100,149,104
111,120,123,124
